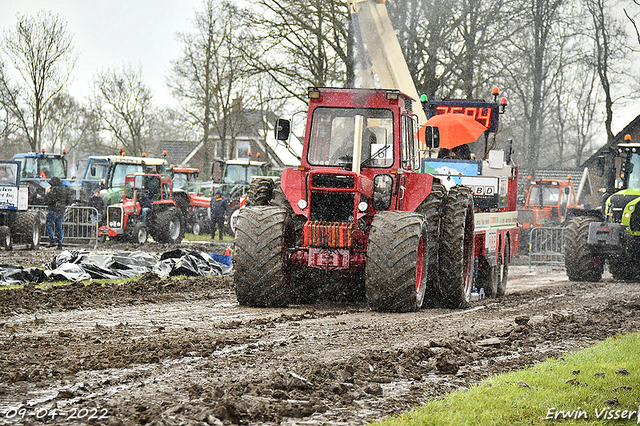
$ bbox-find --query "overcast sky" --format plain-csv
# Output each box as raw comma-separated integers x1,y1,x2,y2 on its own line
0,1,637,135
0,0,204,106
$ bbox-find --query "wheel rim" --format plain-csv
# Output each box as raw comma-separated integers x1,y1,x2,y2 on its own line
230,209,240,235
32,223,40,247
193,222,201,235
462,207,475,297
169,216,180,240
4,231,9,249
415,235,425,294
138,227,147,244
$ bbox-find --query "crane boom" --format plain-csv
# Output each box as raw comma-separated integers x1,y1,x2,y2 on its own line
347,0,427,124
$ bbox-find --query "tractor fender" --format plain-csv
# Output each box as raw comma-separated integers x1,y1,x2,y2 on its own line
401,172,436,212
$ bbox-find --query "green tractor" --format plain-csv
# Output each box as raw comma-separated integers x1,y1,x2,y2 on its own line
564,137,640,281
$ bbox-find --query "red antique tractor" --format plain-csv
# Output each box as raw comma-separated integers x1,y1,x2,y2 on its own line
233,87,475,312
100,173,185,244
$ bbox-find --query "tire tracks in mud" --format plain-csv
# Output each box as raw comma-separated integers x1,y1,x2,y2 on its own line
0,266,639,425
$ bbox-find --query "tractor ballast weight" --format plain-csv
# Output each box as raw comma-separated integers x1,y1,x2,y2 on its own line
233,87,476,312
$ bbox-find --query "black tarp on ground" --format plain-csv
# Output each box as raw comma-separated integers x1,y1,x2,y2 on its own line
0,249,232,285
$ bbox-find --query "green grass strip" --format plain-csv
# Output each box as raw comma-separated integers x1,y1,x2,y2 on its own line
376,332,640,425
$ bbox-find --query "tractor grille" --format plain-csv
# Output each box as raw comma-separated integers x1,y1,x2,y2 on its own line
107,206,123,228
303,221,353,248
309,192,355,222
609,194,638,223
312,174,354,188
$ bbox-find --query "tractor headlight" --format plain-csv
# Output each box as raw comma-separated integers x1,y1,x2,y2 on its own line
297,199,308,210
358,201,368,212
373,175,393,211
629,205,635,212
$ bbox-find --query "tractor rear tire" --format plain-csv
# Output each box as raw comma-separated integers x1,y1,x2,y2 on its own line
245,178,275,206
0,226,11,251
439,185,475,308
564,217,603,282
234,206,294,307
13,211,41,249
154,208,184,244
415,181,445,306
365,211,428,313
496,239,509,297
129,222,148,244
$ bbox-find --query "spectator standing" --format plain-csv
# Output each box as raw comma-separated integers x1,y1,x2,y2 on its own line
210,190,229,240
45,177,69,249
88,188,104,225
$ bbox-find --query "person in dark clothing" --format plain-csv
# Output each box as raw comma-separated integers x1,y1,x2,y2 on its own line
210,190,229,240
45,177,69,248
138,188,153,223
88,188,104,225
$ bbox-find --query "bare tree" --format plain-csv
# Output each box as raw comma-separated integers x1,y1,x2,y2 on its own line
624,0,640,47
248,0,350,102
0,12,75,152
169,1,261,178
90,65,153,156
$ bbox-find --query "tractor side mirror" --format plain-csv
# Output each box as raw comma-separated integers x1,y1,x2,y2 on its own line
596,155,605,177
424,126,440,149
564,187,570,195
275,119,291,141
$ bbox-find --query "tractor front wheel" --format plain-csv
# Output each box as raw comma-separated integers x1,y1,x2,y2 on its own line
234,206,294,307
564,217,603,282
13,211,40,249
366,211,428,313
439,185,475,308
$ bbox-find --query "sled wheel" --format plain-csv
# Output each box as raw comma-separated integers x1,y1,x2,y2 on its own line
366,211,428,312
439,185,475,308
234,206,294,307
496,238,509,297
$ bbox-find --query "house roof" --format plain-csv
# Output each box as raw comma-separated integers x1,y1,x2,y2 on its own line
581,113,640,167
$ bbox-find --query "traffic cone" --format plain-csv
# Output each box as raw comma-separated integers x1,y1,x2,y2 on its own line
224,247,232,256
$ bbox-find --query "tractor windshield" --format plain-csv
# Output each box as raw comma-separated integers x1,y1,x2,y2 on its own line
20,157,66,179
307,107,394,168
0,163,18,186
628,152,640,189
111,163,144,188
528,186,560,206
223,165,263,184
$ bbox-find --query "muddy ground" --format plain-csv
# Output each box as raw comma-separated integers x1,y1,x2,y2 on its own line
0,241,639,425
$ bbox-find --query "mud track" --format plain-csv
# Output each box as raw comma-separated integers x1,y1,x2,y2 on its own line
0,243,639,425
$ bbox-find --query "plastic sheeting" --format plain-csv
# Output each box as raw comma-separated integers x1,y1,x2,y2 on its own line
0,249,232,285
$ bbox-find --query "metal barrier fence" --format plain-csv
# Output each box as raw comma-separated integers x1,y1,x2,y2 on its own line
36,205,99,249
528,226,565,270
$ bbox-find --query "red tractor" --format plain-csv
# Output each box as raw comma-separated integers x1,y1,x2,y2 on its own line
100,173,185,244
233,87,475,312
